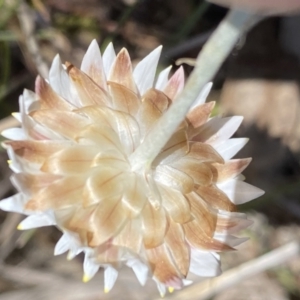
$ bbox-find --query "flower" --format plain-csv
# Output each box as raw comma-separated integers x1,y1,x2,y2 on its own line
0,40,264,296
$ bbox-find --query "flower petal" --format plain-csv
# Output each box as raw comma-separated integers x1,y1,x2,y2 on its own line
187,101,215,132
30,110,90,140
214,233,248,248
81,39,107,91
216,211,253,234
141,202,167,248
196,184,236,211
138,89,169,137
189,82,213,110
217,180,265,205
163,66,184,100
154,128,188,165
171,158,213,186
35,76,74,110
147,244,183,288
165,218,190,277
0,193,27,213
113,218,142,254
76,105,140,155
18,212,56,230
184,193,232,251
25,176,86,210
104,266,118,293
210,158,252,182
41,145,100,174
186,142,224,164
83,253,100,282
122,173,147,218
102,42,116,77
82,196,127,246
2,128,26,140
108,81,140,116
155,65,172,90
189,249,221,277
83,169,124,207
4,140,71,165
213,138,249,160
158,184,191,224
133,45,162,96
154,165,194,194
193,116,243,145
49,55,80,106
68,64,110,106
12,173,62,196
109,48,136,93
54,233,71,255
75,124,123,152
126,258,148,286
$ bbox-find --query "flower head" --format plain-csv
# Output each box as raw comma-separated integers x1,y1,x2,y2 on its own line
0,40,263,295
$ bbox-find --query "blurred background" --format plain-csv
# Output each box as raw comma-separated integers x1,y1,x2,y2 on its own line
0,0,299,299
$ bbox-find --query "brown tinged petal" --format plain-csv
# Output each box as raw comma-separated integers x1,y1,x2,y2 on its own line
210,158,252,183
92,150,129,170
187,101,215,129
184,192,232,251
89,196,128,247
41,145,100,174
158,184,191,224
25,175,86,211
81,40,108,91
122,172,147,218
154,165,194,194
83,168,124,207
165,218,190,277
196,184,236,212
186,142,224,164
183,220,233,252
145,170,162,209
109,48,137,93
187,192,217,236
30,110,90,140
12,173,62,196
163,66,184,100
76,105,140,155
67,63,111,106
75,124,123,152
113,218,143,254
108,81,140,116
171,158,213,186
138,89,170,137
146,244,183,288
4,140,71,165
141,202,168,249
154,128,189,165
216,212,253,234
70,195,128,247
35,76,75,111
95,242,122,266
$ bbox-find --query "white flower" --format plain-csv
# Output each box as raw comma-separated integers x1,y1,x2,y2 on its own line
0,40,264,296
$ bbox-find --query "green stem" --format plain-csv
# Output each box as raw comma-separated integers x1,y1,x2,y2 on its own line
130,9,260,171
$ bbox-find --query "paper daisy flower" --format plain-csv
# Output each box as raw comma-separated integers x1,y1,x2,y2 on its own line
0,40,264,296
